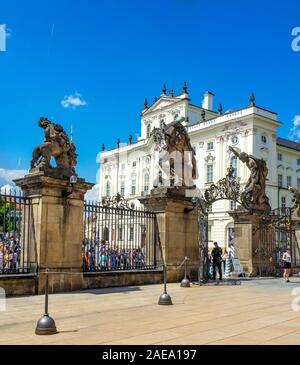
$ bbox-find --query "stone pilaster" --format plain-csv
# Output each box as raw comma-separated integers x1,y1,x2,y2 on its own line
14,172,93,294
139,187,199,282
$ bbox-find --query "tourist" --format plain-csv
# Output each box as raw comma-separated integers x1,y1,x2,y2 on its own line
100,252,107,271
222,250,229,273
211,242,223,280
282,248,292,283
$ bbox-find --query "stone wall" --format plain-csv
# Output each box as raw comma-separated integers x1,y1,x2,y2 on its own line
0,271,164,297
83,270,163,289
0,274,37,297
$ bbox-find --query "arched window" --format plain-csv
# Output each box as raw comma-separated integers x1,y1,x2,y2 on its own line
230,155,238,177
160,120,165,129
105,180,111,198
146,124,151,138
144,173,149,194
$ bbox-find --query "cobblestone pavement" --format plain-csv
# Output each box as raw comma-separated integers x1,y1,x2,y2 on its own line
1,278,300,345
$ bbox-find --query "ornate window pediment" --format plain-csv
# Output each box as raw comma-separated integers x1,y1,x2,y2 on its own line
204,154,216,163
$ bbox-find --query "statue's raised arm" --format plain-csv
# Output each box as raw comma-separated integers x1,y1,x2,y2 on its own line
228,145,240,158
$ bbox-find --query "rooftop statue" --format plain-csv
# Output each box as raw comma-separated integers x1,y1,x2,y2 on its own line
152,118,197,188
30,117,77,178
229,146,271,212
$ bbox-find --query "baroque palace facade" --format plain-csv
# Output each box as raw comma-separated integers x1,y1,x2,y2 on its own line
98,84,300,249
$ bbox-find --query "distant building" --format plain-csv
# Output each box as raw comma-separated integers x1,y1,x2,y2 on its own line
98,84,300,249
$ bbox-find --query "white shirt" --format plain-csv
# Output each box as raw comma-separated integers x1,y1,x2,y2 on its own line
282,252,291,263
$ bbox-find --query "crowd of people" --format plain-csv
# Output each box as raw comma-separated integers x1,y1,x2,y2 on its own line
82,240,146,271
0,233,21,273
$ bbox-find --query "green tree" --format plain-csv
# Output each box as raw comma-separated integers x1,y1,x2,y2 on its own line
0,197,18,233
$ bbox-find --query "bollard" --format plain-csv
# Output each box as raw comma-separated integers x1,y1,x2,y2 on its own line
180,257,190,287
158,264,173,305
35,269,57,335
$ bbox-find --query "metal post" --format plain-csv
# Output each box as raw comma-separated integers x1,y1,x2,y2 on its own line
158,263,173,305
180,257,190,287
35,269,57,335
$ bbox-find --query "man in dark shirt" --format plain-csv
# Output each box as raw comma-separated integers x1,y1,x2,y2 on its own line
211,242,223,280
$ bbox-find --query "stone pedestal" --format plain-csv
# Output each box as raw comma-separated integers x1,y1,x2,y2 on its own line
230,210,269,276
14,172,93,294
139,187,199,282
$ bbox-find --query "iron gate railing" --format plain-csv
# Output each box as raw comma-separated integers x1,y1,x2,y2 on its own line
0,190,34,274
256,226,300,276
82,199,159,272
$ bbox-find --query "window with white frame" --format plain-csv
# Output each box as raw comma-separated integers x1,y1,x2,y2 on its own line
281,196,286,208
144,173,149,194
132,161,136,167
230,155,238,177
261,135,267,144
207,142,214,151
131,178,136,195
278,153,282,161
105,180,111,198
287,175,292,188
207,164,214,183
297,178,300,187
297,159,300,166
146,124,151,138
120,180,125,196
278,174,283,187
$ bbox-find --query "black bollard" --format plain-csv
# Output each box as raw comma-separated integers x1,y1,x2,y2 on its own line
35,269,57,335
158,264,173,305
180,257,190,287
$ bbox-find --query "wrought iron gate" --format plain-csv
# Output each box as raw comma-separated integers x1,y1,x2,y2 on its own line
0,190,34,274
255,208,300,276
83,194,158,272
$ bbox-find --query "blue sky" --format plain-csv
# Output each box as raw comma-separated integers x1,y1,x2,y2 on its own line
1,0,300,191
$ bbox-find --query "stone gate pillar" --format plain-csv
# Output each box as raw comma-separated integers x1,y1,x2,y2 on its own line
15,172,93,294
139,187,199,282
230,211,269,276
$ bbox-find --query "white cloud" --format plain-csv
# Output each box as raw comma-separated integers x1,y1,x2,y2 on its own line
61,92,87,109
289,115,300,141
0,168,27,184
85,184,99,202
0,184,15,194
